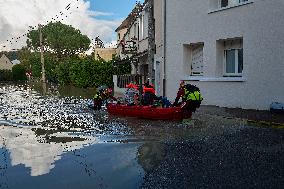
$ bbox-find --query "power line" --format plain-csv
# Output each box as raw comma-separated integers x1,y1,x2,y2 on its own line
0,0,81,51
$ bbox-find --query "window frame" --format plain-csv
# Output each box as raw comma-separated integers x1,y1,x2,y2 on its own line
223,48,243,77
218,0,250,9
190,44,204,76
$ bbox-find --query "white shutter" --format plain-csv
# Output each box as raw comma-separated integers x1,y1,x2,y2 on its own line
191,46,203,75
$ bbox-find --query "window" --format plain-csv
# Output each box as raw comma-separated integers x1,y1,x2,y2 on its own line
190,44,204,76
139,15,144,40
224,49,243,75
220,0,228,8
219,0,249,8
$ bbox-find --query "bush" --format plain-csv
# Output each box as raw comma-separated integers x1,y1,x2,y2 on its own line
12,64,27,81
0,70,12,81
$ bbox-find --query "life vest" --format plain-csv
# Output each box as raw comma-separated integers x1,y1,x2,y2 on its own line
126,83,138,90
143,86,155,94
183,84,203,101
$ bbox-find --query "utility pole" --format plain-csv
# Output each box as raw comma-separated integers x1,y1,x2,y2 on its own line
39,24,46,83
147,0,155,85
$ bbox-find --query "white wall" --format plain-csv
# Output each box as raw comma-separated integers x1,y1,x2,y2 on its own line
164,0,284,110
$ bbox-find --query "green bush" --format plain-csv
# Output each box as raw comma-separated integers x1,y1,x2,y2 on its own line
0,70,12,81
12,64,27,81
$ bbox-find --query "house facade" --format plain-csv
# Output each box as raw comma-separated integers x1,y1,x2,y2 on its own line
154,0,284,110
94,48,116,61
0,54,13,70
115,2,151,82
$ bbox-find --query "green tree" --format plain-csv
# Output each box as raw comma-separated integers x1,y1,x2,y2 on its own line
27,22,91,59
12,64,27,81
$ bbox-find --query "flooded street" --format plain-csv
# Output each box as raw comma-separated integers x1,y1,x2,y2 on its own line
0,82,283,189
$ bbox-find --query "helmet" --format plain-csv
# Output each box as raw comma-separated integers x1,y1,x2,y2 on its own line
180,81,185,88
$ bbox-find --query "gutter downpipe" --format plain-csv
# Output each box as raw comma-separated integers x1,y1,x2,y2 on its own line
163,0,167,96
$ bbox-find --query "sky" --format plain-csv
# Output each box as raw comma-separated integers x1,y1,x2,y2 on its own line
0,0,143,51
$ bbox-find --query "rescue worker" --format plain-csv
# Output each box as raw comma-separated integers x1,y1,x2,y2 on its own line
173,81,203,112
142,81,157,106
93,91,103,110
93,88,117,110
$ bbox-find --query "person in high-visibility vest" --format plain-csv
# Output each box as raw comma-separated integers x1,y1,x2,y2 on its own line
173,81,203,112
93,92,103,110
93,88,117,110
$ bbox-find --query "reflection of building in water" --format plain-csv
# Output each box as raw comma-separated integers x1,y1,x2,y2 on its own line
137,142,165,173
0,126,97,176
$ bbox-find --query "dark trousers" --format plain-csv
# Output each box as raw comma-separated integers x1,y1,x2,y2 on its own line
93,99,103,110
181,100,201,112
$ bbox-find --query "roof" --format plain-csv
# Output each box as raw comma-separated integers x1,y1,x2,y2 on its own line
11,59,21,65
0,54,13,70
115,3,144,32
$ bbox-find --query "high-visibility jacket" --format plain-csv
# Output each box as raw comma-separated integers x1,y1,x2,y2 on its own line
94,93,102,100
183,90,203,101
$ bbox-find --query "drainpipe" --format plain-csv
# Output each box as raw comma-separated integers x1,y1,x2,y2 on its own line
147,0,155,85
163,0,167,96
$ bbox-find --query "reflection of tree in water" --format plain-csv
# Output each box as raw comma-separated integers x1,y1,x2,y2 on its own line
0,136,9,189
137,142,166,173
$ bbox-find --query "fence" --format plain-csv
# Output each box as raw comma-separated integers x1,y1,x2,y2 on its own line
117,74,144,88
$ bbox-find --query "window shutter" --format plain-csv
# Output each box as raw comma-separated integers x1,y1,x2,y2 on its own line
191,46,203,75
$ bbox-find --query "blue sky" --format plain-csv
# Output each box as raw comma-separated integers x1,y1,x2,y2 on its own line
90,0,144,20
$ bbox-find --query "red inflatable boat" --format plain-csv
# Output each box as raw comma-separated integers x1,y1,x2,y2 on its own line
106,103,192,120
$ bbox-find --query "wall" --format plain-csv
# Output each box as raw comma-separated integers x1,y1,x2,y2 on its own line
0,54,13,70
94,48,116,61
164,0,284,110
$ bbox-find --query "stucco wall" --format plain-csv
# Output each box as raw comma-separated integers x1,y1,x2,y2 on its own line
164,0,284,110
0,55,13,70
94,48,116,61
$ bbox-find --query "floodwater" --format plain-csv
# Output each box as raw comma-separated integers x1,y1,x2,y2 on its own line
0,82,283,189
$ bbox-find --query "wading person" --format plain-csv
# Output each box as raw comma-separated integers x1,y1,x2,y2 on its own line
173,81,203,112
93,88,117,110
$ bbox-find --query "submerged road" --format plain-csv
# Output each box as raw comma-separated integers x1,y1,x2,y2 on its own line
0,82,283,189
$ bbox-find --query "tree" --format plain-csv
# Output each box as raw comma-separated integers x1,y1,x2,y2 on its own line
26,22,91,59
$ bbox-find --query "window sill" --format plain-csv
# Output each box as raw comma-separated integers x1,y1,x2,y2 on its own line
208,1,254,14
184,77,247,82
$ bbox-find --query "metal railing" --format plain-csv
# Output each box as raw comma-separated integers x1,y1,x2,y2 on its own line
117,74,144,88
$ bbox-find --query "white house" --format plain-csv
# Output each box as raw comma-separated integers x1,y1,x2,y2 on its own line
115,2,151,81
154,0,284,110
0,54,13,70
11,59,21,65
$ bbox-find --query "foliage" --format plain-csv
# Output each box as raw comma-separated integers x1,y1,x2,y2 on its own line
110,55,132,75
56,59,72,85
0,70,12,81
27,22,91,59
24,52,58,82
68,56,114,88
12,64,27,81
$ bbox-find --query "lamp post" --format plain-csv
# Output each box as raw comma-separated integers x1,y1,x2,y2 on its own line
39,24,46,83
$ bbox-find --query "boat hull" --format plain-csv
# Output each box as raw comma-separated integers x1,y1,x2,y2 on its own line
106,103,192,120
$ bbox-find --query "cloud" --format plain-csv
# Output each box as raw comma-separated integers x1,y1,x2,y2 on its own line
105,40,118,48
0,0,121,51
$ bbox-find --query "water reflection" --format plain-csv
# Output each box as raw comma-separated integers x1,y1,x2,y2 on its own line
0,126,97,176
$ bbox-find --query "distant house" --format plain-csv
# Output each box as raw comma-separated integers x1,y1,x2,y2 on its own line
0,54,13,70
94,48,116,61
115,2,149,80
11,59,21,65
